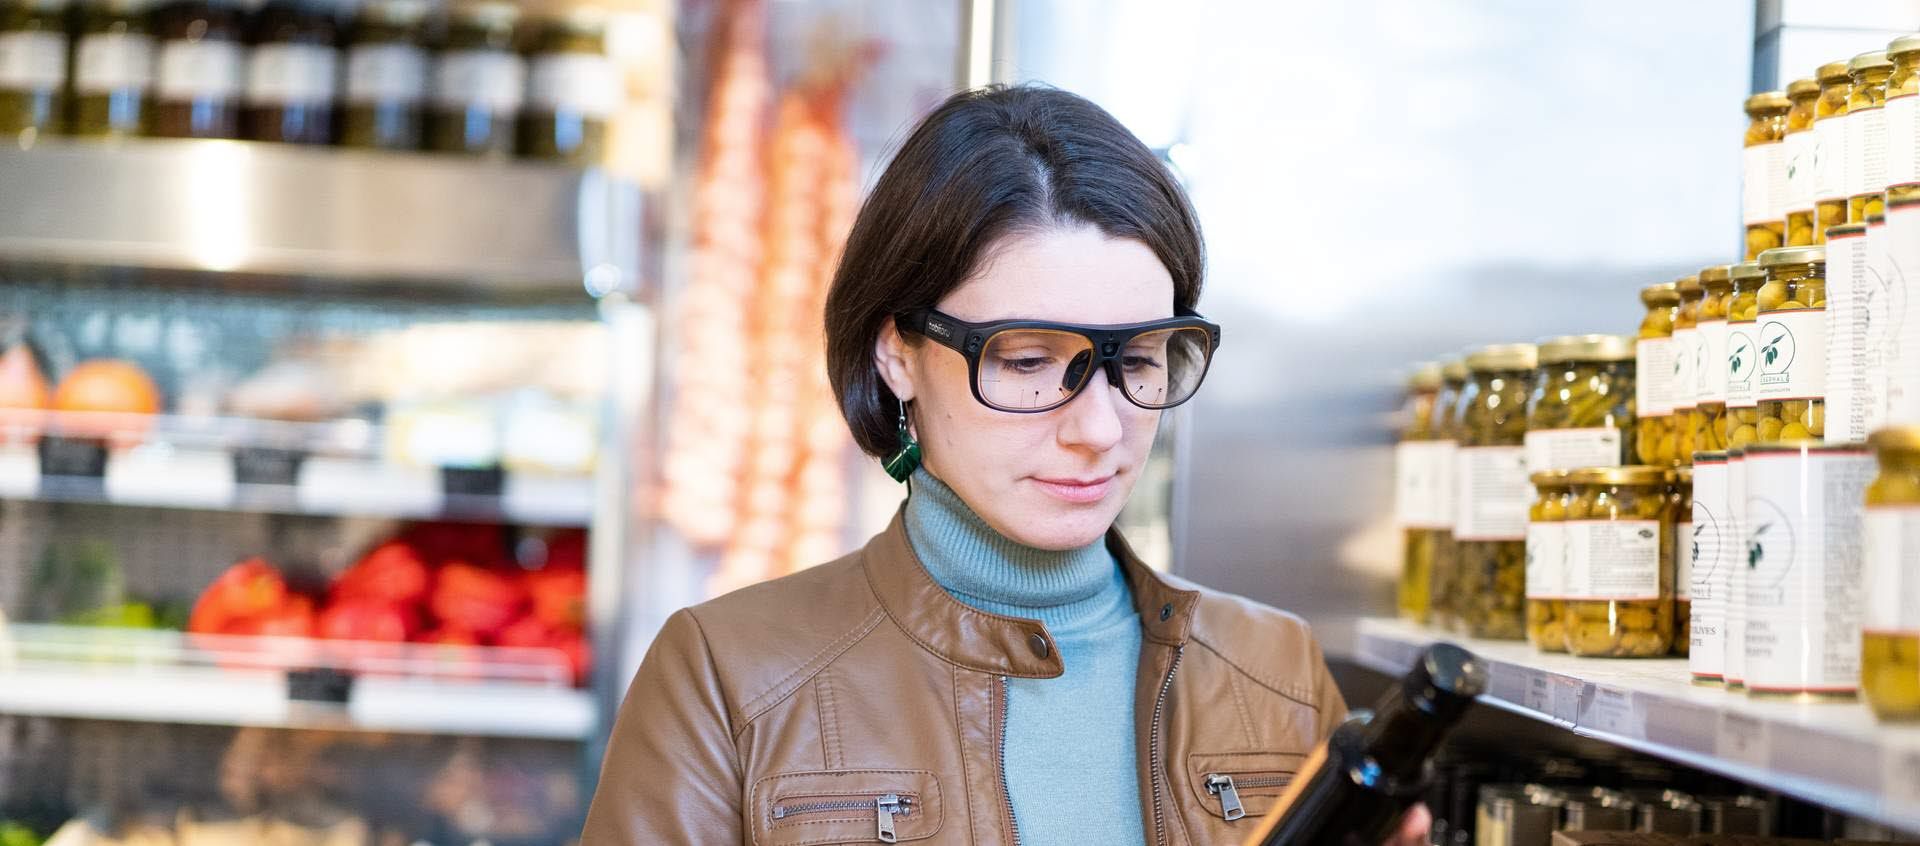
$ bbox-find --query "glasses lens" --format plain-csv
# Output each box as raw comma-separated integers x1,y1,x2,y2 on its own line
1117,327,1213,408
977,329,1097,411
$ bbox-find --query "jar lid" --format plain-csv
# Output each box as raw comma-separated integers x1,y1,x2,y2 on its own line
1699,264,1732,291
1676,274,1703,296
1537,333,1634,364
1730,261,1765,282
1743,91,1789,114
1639,281,1680,307
1466,343,1537,373
1568,466,1669,487
1441,358,1468,382
1851,50,1894,74
1530,469,1572,488
1870,426,1920,453
1407,361,1443,391
1817,60,1852,84
1758,245,1825,267
1893,34,1920,59
1828,221,1868,240
450,0,520,26
1786,77,1821,98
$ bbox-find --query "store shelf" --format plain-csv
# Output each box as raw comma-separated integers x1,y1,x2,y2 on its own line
1354,617,1920,833
0,139,640,292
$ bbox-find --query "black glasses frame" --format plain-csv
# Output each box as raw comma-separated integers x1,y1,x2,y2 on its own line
897,307,1223,413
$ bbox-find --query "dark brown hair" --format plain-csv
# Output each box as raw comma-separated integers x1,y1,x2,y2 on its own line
824,84,1206,457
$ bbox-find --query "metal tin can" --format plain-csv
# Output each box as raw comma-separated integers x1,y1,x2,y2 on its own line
1526,470,1573,652
1864,426,1920,719
1690,452,1730,684
1754,245,1827,442
1744,90,1790,260
1825,221,1872,442
1741,441,1874,698
1561,465,1674,657
1456,344,1539,640
1885,187,1920,426
1561,788,1635,832
1727,447,1749,688
1636,283,1683,466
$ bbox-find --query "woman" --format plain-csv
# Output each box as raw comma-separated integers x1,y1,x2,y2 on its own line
582,85,1428,845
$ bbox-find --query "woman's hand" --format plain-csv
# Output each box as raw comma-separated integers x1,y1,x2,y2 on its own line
1383,803,1431,846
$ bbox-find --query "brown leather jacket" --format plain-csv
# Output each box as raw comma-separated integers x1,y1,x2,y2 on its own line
581,512,1348,845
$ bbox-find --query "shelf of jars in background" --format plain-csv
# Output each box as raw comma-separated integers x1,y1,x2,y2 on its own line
0,411,595,525
0,622,595,740
1355,617,1920,836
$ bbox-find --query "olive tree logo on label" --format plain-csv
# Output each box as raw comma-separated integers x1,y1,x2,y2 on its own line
1746,496,1797,597
1757,320,1796,387
1691,500,1721,586
1728,329,1755,389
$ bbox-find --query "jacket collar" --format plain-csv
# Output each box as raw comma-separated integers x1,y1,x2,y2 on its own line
862,508,1200,678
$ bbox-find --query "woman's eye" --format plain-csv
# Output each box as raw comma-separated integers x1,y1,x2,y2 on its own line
1121,353,1164,372
997,355,1054,375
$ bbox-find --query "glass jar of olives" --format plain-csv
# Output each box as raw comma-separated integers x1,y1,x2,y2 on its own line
1454,343,1537,641
1672,274,1703,461
1864,426,1920,719
1561,465,1675,658
0,0,69,145
243,0,339,144
1636,282,1681,466
1526,470,1573,652
1814,60,1853,239
1396,362,1446,624
1671,466,1692,657
428,0,523,156
1754,245,1827,443
1429,358,1468,632
1888,35,1920,201
150,0,245,138
1785,78,1821,245
520,8,618,165
70,0,153,138
342,0,430,150
1848,50,1894,222
1526,333,1634,472
1744,90,1790,260
1726,261,1766,449
1690,265,1733,458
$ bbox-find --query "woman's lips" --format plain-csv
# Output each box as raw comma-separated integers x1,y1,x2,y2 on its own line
1030,474,1115,504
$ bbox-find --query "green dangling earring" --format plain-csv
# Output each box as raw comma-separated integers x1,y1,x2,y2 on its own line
882,400,921,483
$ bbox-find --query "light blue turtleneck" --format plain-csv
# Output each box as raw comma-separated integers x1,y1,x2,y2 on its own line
903,468,1146,845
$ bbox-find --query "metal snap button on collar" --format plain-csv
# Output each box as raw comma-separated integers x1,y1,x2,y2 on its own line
1027,632,1051,659
1159,602,1174,621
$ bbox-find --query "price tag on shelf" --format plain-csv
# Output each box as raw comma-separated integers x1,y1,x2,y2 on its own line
1580,687,1644,739
1642,699,1716,753
1549,676,1586,725
1715,711,1771,768
106,447,236,508
298,457,440,518
1523,671,1554,714
1490,662,1530,705
0,444,34,498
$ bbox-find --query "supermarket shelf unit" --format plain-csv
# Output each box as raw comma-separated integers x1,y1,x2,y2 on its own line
1355,616,1920,834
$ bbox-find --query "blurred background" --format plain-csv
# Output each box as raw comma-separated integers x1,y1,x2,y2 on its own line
0,0,1917,843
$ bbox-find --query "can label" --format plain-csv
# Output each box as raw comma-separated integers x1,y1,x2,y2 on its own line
0,31,66,90
1671,327,1699,411
1866,219,1898,434
1454,446,1528,541
432,50,526,112
527,52,619,117
1727,454,1748,685
1885,202,1920,425
346,43,427,105
1814,117,1848,203
1785,129,1815,215
1675,515,1694,602
75,32,152,94
1563,519,1662,600
1689,458,1730,681
1636,337,1675,418
1696,319,1727,405
156,39,243,100
1393,440,1455,530
247,43,338,105
1525,521,1567,599
1754,308,1827,404
1891,94,1920,186
1728,317,1759,409
1523,427,1621,474
1864,506,1920,635
1827,226,1870,442
1743,448,1873,694
1744,143,1781,225
1848,105,1889,200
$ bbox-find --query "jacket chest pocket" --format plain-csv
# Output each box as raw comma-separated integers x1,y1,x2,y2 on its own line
1186,751,1305,824
750,769,944,845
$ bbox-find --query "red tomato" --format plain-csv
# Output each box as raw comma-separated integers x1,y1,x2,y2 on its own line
189,558,290,635
333,540,432,607
317,598,415,643
429,561,527,637
524,566,586,631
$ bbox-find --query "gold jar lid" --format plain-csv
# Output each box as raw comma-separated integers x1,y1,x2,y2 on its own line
1850,50,1894,74
1786,78,1821,98
1538,333,1634,365
1891,34,1920,60
1677,274,1703,297
1408,361,1443,391
1828,222,1868,240
1758,245,1825,267
1640,281,1680,307
1442,358,1468,383
1699,264,1733,292
1568,466,1670,487
1743,91,1789,114
1869,426,1920,453
1817,60,1853,84
1467,343,1538,373
1531,470,1572,489
1730,261,1765,283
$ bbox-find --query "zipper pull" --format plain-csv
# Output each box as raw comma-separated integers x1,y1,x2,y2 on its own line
876,793,904,843
1205,774,1245,821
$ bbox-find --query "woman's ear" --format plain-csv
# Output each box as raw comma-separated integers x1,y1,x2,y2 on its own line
874,317,917,403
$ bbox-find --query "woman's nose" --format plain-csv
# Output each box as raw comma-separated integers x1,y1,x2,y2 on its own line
1057,365,1125,452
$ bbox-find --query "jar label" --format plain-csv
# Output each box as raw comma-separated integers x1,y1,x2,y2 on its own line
1636,336,1675,417
1525,522,1567,599
246,43,338,105
1726,455,1748,684
1564,519,1661,601
1864,506,1920,633
0,31,67,90
1523,427,1621,474
1889,94,1920,186
1743,143,1779,225
1695,318,1727,405
1727,317,1759,409
1785,129,1815,214
157,39,244,100
1454,445,1528,542
1753,307,1827,403
527,52,619,117
1885,204,1920,426
1690,458,1729,678
433,49,525,111
347,42,427,105
75,32,153,94
1670,327,1698,411
1813,116,1848,202
1742,448,1873,694
1393,440,1455,530
1847,105,1889,199
1826,226,1871,442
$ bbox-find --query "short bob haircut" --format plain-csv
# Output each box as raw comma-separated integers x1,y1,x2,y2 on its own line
824,84,1206,458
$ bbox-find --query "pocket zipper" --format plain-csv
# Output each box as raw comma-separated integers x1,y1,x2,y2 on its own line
771,793,915,843
1203,773,1290,822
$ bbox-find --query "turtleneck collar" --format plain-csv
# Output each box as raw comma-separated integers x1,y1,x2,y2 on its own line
903,467,1129,634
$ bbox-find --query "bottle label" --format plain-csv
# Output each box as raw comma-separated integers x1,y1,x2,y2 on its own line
1886,204,1920,426
0,31,66,90
527,52,618,116
246,42,338,105
1848,105,1889,198
1564,519,1662,600
1670,327,1698,411
346,42,427,105
1753,307,1827,403
1727,318,1759,409
1864,506,1920,634
1696,319,1727,405
1525,522,1567,599
1393,440,1455,530
432,49,525,111
1453,445,1528,541
1814,116,1848,202
1636,336,1675,417
1889,94,1920,186
157,39,244,100
1743,143,1779,225
75,32,153,94
1742,448,1873,694
1785,129,1815,214
1826,227,1870,442
1523,427,1621,474
1689,458,1729,679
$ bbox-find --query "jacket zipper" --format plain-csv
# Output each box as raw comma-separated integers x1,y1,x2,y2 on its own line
1203,773,1290,822
1148,646,1184,846
998,675,1021,845
771,793,914,843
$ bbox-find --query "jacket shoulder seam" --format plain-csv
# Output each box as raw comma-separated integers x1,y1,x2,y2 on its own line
732,605,889,737
1189,632,1320,711
679,607,746,783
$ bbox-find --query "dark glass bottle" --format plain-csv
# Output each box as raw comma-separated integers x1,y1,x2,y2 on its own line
1243,642,1486,845
242,0,336,144
149,0,244,138
70,0,153,138
340,0,426,150
425,0,520,156
0,0,69,144
517,9,615,165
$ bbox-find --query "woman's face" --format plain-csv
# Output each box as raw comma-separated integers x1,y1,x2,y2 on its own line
876,225,1174,551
